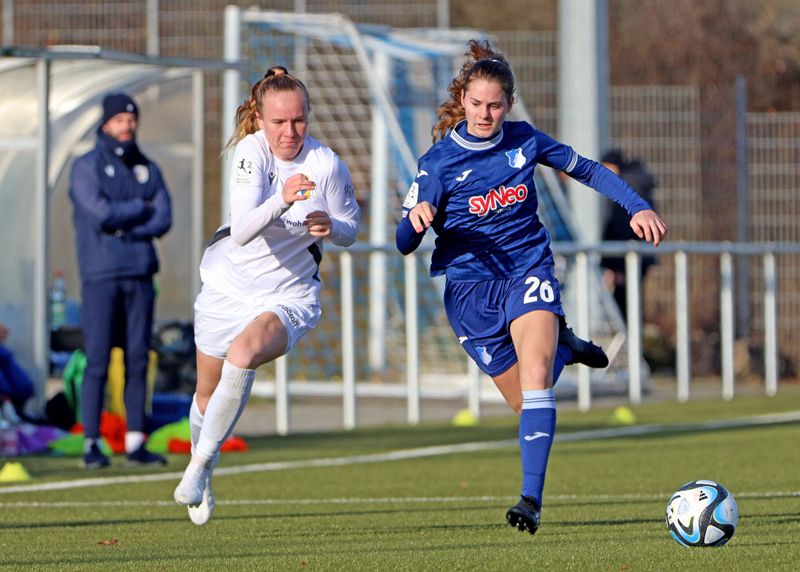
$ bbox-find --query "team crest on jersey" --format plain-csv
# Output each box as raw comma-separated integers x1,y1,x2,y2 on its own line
506,147,526,169
403,182,419,209
133,164,150,184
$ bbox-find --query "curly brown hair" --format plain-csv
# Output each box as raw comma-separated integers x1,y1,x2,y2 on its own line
225,66,311,150
431,39,516,142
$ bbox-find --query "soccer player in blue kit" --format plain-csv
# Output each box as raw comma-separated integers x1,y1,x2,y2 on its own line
396,40,667,535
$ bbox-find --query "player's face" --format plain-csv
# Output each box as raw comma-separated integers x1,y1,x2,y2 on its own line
461,78,511,139
101,112,137,142
258,89,309,161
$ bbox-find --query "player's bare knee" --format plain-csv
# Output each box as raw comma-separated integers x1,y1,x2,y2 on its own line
225,343,259,370
519,363,551,390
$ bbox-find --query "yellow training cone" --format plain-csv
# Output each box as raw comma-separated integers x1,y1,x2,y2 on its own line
0,462,32,483
611,405,637,426
451,408,479,427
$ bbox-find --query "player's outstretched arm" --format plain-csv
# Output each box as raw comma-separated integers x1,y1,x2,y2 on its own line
630,209,668,247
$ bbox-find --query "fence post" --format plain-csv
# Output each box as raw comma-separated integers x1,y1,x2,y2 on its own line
675,251,691,401
468,359,481,419
275,355,289,435
625,250,642,405
763,252,778,396
340,251,356,429
221,4,241,225
720,252,735,401
735,76,750,339
404,254,420,424
575,251,591,411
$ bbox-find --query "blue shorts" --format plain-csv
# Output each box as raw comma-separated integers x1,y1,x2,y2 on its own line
443,265,564,377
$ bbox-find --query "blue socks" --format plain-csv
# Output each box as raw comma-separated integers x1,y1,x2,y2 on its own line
553,344,572,384
519,388,556,505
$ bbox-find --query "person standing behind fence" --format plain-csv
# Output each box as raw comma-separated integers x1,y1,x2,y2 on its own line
69,92,173,469
600,148,659,321
396,40,667,536
173,66,361,525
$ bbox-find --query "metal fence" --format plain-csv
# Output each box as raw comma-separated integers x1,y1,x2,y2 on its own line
251,241,798,435
502,31,800,375
747,113,800,371
3,1,444,52
3,2,799,394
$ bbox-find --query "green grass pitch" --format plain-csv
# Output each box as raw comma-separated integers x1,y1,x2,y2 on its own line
1,386,799,570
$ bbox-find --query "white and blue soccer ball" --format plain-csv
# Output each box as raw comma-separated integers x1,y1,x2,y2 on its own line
665,479,738,547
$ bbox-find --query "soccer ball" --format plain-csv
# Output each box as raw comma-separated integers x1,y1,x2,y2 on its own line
665,480,738,547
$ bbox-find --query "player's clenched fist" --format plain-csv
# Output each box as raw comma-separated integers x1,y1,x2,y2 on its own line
282,173,316,205
408,201,437,233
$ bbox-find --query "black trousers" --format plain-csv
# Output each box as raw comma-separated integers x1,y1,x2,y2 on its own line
80,277,155,439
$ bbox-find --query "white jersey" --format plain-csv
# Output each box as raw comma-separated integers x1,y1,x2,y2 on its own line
199,131,361,305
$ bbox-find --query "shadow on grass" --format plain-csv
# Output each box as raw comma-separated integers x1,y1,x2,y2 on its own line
0,502,501,533
0,515,190,530
2,537,520,570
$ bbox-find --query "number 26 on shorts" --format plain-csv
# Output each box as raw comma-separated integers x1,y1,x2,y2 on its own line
523,276,555,304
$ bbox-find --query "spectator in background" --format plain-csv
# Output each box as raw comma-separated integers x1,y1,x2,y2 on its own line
69,92,172,469
0,323,34,424
600,148,659,320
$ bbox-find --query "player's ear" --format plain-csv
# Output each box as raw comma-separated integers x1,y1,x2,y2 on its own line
255,111,264,130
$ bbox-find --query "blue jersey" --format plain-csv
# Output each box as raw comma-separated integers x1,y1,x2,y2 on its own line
396,120,651,281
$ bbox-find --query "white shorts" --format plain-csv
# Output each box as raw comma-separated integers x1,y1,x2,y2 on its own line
193,283,321,360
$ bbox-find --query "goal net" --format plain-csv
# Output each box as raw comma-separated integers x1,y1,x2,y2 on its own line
227,9,633,396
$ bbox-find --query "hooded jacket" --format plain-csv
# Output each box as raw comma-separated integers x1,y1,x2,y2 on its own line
69,130,172,283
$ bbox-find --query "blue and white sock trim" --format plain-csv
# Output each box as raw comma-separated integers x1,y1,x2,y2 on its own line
522,388,556,410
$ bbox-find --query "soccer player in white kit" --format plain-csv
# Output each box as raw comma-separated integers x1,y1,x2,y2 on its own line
173,66,361,524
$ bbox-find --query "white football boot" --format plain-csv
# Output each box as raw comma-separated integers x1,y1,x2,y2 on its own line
187,452,219,525
173,462,208,506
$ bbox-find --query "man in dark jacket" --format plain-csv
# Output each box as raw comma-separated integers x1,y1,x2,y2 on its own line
600,148,658,321
69,92,172,469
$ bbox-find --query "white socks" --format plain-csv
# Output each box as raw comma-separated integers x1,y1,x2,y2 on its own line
125,431,146,454
193,361,255,468
189,394,204,455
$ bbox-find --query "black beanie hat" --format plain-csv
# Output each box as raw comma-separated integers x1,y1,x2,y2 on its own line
101,93,139,126
600,148,625,167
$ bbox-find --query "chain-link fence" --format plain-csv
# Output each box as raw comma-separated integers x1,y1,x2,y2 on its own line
3,0,799,378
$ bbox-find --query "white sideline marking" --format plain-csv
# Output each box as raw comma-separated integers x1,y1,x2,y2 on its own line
2,490,799,509
1,410,798,496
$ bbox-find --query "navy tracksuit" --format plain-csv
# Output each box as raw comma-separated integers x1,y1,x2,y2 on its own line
69,131,172,439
